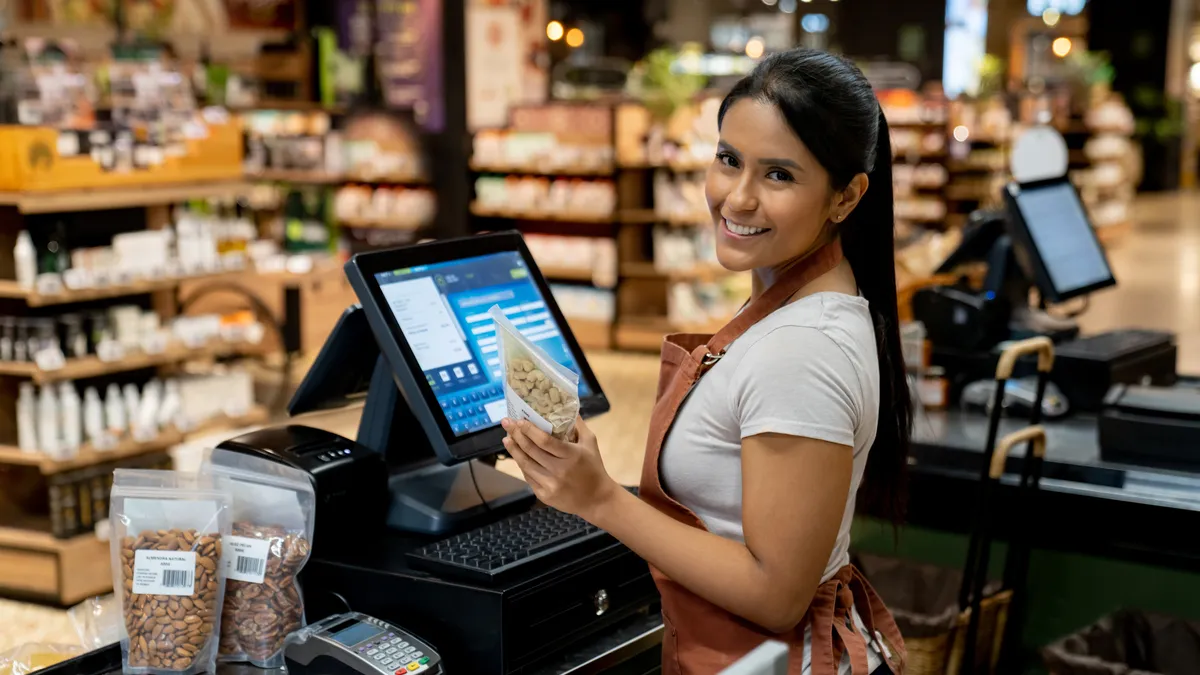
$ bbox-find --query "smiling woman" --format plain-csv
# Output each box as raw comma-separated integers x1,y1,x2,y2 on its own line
499,48,910,675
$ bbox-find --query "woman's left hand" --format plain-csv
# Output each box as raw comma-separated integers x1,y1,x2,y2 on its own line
501,416,619,520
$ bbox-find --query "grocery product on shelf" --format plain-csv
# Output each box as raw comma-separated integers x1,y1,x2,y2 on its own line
474,176,617,218
472,129,614,173
334,185,437,230
653,172,709,225
549,285,615,324
524,235,617,288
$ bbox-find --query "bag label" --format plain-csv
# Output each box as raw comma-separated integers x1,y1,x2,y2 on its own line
504,381,553,434
225,536,270,583
132,550,195,595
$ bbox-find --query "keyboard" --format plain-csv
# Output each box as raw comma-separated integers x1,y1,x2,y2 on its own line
406,507,613,584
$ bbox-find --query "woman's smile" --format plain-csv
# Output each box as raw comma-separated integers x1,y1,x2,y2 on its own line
721,217,772,240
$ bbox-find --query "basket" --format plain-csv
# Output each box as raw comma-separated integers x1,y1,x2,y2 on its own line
1042,609,1200,674
859,337,1055,674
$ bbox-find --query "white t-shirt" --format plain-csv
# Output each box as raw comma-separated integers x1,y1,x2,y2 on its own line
659,291,883,673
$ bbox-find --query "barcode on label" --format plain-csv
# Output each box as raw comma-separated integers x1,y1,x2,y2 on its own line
236,556,264,576
161,569,193,589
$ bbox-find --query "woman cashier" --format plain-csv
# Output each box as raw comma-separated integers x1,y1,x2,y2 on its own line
501,48,910,675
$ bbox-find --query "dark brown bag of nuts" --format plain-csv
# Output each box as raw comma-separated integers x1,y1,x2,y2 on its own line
202,449,316,668
108,469,232,675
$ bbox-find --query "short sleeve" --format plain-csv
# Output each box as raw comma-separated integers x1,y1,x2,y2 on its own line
731,326,860,446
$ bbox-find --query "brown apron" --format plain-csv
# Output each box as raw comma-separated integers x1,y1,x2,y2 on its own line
638,239,907,675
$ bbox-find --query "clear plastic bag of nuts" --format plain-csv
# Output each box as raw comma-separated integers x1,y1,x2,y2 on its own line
201,449,315,668
488,304,581,441
108,469,232,675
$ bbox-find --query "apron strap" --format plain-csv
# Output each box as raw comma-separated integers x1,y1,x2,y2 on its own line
706,238,843,359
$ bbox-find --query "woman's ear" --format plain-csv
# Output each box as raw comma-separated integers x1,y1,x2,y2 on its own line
830,173,870,223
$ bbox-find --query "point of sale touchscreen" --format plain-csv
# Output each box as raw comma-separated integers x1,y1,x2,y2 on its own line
373,251,590,437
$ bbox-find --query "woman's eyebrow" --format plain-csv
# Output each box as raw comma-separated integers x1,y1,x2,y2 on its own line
758,157,801,169
717,141,740,155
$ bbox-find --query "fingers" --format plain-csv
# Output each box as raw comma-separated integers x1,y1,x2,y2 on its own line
505,425,559,469
504,437,552,487
574,415,596,445
518,421,570,458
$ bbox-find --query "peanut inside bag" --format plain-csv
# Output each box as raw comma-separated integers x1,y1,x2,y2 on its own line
488,305,581,441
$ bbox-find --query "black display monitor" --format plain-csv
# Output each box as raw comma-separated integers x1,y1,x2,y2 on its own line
343,231,609,466
1003,178,1117,304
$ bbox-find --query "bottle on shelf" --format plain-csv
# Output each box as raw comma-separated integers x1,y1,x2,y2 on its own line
105,383,127,437
17,383,39,453
158,379,182,429
14,231,37,288
38,384,61,458
134,379,162,439
60,382,82,453
122,384,141,431
83,386,105,444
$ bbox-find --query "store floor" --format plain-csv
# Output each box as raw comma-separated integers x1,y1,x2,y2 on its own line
3,192,1198,653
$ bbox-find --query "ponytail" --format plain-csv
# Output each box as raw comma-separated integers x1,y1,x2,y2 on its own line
842,110,912,522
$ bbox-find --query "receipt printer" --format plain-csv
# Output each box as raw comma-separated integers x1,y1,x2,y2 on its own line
1099,384,1200,471
217,426,388,546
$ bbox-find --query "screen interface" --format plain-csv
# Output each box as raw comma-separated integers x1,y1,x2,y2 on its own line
374,250,591,438
330,622,382,647
1016,182,1113,296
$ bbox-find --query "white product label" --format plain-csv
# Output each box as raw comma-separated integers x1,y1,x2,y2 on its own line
141,333,168,355
34,347,66,371
503,381,552,434
57,132,80,157
96,340,126,363
225,536,270,583
132,550,196,595
35,274,64,295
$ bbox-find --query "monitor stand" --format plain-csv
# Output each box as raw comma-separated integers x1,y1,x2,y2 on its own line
985,234,1080,342
357,355,535,536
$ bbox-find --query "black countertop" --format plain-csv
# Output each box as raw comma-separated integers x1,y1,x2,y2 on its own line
40,611,663,675
906,407,1200,569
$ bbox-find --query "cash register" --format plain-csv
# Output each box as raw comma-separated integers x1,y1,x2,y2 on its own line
912,126,1177,409
218,232,659,674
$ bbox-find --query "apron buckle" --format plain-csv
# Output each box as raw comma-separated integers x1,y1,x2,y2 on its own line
700,349,726,368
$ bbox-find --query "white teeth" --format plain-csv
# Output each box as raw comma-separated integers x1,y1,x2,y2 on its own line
725,220,767,236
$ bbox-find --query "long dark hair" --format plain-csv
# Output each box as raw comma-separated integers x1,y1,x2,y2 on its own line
717,49,912,522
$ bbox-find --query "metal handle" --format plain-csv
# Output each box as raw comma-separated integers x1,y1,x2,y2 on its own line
994,337,1055,379
989,425,1047,479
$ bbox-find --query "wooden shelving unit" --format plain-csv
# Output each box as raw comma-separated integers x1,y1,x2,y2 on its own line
469,162,614,177
0,181,252,214
0,429,184,476
0,268,246,307
248,169,430,186
0,525,112,605
0,339,263,383
469,203,617,225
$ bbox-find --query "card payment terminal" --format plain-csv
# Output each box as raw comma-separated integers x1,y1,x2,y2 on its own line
284,612,443,675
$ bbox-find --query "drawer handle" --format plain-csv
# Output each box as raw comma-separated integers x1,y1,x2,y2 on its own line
593,589,609,616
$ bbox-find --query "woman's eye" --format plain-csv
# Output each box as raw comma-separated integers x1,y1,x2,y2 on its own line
716,152,739,168
767,169,793,182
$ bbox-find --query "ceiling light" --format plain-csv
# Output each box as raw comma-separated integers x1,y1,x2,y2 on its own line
1052,37,1073,57
566,27,585,48
953,125,970,142
745,37,765,59
1042,8,1061,26
546,21,564,41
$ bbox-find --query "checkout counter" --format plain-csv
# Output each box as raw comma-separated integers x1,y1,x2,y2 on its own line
905,129,1200,571
35,128,1200,675
222,233,664,674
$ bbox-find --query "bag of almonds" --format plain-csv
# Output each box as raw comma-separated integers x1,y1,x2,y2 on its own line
108,469,232,675
488,304,581,441
201,449,315,668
